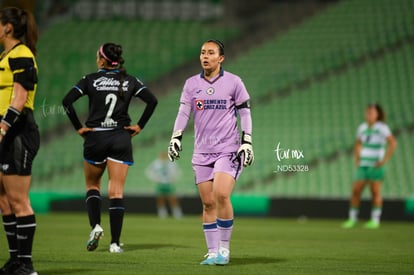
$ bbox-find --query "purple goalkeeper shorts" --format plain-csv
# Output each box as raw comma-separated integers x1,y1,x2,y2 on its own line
192,152,243,184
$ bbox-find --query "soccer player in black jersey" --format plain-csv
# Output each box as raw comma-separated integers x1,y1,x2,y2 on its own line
0,7,40,275
62,43,157,253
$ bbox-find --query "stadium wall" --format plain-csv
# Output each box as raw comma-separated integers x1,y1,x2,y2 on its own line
47,195,414,221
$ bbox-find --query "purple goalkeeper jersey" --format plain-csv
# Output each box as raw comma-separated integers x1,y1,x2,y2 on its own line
177,69,250,154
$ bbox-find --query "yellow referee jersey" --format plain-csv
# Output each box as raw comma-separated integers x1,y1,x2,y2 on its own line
0,43,37,116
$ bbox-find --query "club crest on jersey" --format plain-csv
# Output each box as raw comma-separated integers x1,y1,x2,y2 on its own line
195,99,227,111
206,87,215,95
195,100,204,110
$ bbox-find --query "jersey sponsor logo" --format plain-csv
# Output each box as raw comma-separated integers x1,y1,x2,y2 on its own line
206,87,215,95
93,76,129,91
195,100,204,110
195,99,227,111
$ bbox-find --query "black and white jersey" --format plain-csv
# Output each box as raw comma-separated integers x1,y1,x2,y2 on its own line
73,69,147,129
63,68,157,132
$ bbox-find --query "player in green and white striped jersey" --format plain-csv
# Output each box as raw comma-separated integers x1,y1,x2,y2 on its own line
342,103,396,229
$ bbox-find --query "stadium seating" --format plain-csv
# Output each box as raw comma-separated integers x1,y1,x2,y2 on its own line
33,0,414,199
237,44,414,197
35,19,240,133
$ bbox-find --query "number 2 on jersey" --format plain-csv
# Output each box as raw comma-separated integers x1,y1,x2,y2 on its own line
101,93,118,128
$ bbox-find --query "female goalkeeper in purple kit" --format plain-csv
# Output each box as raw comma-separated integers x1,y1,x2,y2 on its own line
168,39,254,265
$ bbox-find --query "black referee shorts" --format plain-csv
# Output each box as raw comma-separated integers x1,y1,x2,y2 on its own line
83,129,133,166
0,110,40,176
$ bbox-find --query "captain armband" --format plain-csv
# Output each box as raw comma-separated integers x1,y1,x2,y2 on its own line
236,100,251,109
1,106,21,127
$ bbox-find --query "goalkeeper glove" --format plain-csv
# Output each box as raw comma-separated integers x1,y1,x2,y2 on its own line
168,130,182,161
237,132,254,167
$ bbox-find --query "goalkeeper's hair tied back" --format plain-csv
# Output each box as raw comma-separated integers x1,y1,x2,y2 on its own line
206,39,224,56
99,43,127,99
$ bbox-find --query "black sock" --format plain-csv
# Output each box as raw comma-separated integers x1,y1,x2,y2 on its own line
2,214,18,260
86,190,101,228
109,198,124,245
16,215,36,264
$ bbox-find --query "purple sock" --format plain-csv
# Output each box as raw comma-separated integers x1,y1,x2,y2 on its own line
203,222,219,254
217,218,233,250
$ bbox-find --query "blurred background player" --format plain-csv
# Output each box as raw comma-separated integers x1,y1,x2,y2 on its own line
146,152,183,219
0,7,40,275
342,103,396,229
168,39,254,265
62,43,157,253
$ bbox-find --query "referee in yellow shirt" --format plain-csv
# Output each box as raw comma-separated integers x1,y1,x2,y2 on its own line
0,7,40,275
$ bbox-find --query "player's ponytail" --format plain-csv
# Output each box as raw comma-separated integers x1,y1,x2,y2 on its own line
115,45,127,100
0,7,38,55
99,43,127,99
21,9,38,56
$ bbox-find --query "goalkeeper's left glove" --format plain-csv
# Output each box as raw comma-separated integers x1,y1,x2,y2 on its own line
237,132,254,167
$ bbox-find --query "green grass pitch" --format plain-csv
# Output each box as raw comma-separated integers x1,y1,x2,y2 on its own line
0,213,413,274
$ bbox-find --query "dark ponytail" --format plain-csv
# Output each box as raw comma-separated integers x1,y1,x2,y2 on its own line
99,43,127,99
0,7,38,55
21,9,38,56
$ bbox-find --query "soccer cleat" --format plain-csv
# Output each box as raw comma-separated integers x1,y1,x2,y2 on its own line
109,243,124,253
364,220,380,229
341,219,357,229
200,252,217,265
0,258,21,274
214,247,230,265
86,224,104,251
12,261,38,275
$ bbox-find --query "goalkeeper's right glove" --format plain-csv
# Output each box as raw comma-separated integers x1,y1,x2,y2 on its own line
237,132,254,167
168,130,182,162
